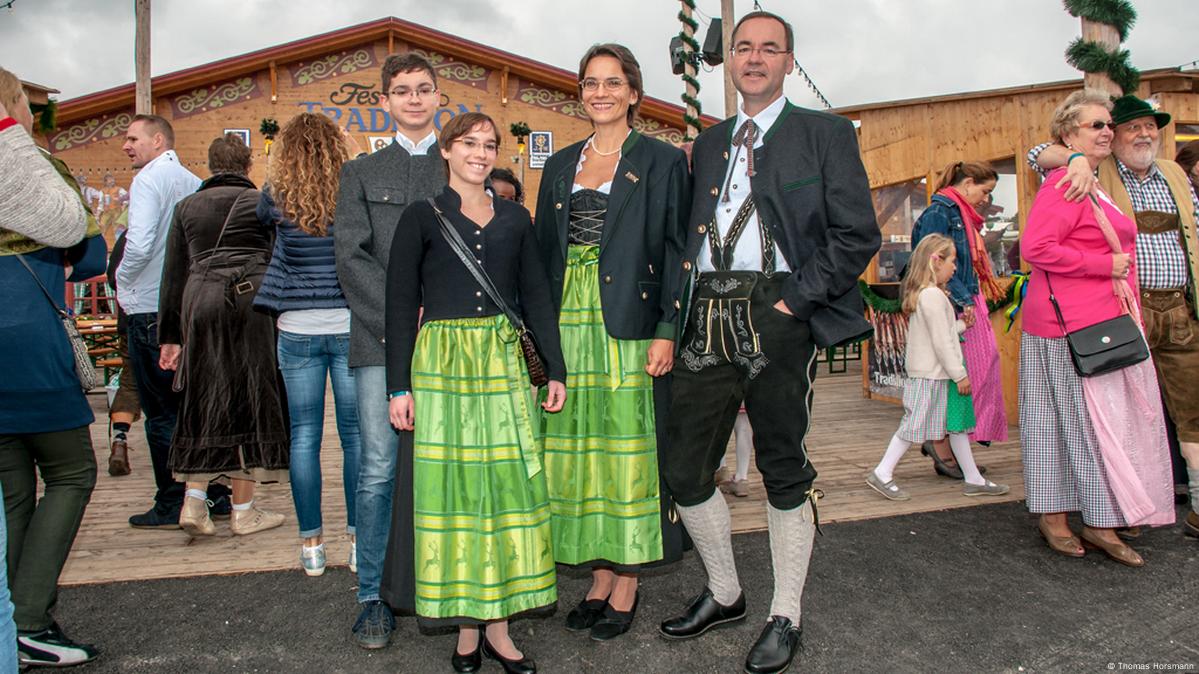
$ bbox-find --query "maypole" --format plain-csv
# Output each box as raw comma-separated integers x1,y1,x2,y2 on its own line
678,0,703,140
1063,0,1139,95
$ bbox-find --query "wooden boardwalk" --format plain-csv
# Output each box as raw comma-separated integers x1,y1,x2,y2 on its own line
61,361,1023,586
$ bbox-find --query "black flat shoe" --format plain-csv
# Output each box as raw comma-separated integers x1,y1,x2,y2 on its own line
451,640,482,673
744,616,802,674
921,442,986,479
659,587,746,640
590,593,638,641
482,637,535,674
565,597,607,632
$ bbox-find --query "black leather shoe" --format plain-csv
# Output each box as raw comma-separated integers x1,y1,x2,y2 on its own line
921,442,986,479
744,616,802,674
565,597,607,632
128,504,180,529
590,593,638,641
659,588,746,640
451,640,482,673
482,637,535,674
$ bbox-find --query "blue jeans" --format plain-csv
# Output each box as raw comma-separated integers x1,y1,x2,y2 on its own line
352,366,398,603
277,332,360,539
0,482,17,672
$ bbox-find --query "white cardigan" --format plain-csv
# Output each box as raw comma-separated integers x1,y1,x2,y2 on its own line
904,286,968,382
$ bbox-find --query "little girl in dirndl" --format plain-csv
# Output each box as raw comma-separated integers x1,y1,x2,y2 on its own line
866,234,1010,500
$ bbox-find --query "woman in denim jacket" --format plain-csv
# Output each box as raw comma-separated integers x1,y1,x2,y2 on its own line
911,161,1007,476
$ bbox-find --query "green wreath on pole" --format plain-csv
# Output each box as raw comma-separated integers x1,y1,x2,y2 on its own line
1063,0,1139,93
677,0,703,139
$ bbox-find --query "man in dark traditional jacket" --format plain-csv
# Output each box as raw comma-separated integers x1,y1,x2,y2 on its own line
658,12,880,674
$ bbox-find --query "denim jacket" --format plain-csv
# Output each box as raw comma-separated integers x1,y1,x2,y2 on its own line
911,194,977,310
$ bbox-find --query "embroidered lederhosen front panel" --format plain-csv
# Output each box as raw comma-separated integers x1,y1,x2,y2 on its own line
680,271,771,378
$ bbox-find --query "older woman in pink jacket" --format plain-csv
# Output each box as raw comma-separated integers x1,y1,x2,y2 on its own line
1020,89,1174,568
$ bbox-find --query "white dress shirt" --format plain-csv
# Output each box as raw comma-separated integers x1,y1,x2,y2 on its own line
393,130,437,155
699,95,791,274
116,150,201,314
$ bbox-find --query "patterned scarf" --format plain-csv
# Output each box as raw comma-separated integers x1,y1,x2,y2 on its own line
937,186,1003,302
1088,192,1141,323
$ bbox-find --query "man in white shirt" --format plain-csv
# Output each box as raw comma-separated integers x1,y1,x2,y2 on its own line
117,114,229,528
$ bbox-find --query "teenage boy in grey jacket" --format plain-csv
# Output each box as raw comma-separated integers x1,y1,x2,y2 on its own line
333,52,446,649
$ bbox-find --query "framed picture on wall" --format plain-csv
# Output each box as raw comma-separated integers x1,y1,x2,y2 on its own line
368,136,392,153
223,128,251,146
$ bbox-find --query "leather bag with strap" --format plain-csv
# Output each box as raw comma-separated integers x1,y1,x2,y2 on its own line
427,198,549,387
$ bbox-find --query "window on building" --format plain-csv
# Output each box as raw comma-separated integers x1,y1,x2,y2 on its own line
1176,123,1199,157
871,178,927,283
982,158,1020,276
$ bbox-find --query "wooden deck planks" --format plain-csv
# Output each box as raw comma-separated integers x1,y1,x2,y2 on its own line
59,361,1024,586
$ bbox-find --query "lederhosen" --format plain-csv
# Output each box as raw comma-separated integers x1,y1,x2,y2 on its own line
1136,210,1199,442
663,192,820,512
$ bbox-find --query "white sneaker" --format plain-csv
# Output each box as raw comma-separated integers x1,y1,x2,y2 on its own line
348,539,358,573
301,543,326,577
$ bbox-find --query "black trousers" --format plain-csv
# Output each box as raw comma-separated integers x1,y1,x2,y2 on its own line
662,273,818,511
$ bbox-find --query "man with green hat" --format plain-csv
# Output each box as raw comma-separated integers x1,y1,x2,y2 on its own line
1029,92,1199,540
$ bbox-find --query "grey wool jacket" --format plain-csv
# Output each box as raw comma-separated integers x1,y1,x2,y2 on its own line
333,142,447,367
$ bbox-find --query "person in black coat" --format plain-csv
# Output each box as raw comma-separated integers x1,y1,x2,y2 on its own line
532,43,690,642
656,12,880,674
157,134,289,538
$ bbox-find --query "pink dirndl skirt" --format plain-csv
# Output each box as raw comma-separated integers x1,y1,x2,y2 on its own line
961,293,1007,442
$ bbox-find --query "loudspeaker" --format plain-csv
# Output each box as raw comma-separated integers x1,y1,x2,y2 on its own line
669,36,687,75
701,18,723,66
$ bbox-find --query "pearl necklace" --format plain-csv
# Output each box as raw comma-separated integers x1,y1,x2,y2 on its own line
586,129,631,157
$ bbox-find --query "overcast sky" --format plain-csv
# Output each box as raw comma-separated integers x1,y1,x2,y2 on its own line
1,0,1195,114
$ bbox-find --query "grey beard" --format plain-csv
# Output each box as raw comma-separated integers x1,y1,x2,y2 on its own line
1116,144,1159,173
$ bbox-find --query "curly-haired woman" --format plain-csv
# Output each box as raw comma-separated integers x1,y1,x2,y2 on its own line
254,113,364,576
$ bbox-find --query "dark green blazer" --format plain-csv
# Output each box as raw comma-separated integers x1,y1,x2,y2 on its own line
682,101,880,348
533,130,691,341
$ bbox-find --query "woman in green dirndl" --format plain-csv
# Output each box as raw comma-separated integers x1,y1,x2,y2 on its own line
532,44,691,641
385,112,567,674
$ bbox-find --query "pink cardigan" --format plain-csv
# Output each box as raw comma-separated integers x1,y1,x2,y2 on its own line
1022,168,1139,338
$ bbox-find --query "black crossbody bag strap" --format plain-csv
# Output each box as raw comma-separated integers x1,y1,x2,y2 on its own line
15,254,70,318
426,198,526,332
1043,273,1070,337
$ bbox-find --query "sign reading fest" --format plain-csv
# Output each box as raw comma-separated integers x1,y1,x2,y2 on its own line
299,82,484,132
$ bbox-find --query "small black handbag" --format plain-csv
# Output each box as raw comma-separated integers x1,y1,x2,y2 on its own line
1045,274,1149,377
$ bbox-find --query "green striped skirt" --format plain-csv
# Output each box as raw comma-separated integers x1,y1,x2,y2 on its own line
411,315,556,621
541,245,664,567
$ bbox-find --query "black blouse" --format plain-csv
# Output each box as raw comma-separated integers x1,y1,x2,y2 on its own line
384,185,567,392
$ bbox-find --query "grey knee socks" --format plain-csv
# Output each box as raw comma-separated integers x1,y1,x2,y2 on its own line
767,500,815,624
1188,468,1199,515
676,491,742,605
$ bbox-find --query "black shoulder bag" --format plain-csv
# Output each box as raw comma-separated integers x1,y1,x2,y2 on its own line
1045,274,1149,377
426,198,549,387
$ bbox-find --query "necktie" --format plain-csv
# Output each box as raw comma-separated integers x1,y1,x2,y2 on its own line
722,119,757,203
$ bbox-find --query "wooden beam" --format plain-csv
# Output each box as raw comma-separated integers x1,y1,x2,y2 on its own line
134,0,151,114
1149,76,1195,94
720,0,736,119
